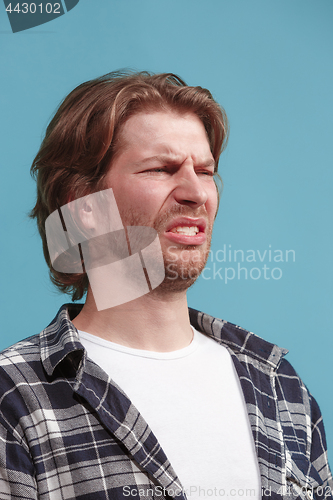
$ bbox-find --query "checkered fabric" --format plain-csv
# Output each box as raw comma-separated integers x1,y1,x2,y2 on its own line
0,304,332,500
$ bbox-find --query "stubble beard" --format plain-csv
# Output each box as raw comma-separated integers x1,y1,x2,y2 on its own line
161,241,211,293
121,205,213,295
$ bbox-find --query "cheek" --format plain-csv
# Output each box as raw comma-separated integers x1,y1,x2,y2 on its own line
134,182,169,210
111,181,164,221
110,182,141,207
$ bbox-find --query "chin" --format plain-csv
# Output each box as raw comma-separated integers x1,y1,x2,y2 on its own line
154,261,202,293
152,242,210,295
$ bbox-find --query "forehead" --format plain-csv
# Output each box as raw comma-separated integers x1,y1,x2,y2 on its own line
117,110,213,164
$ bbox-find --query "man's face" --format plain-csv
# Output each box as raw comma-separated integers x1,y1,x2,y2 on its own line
105,110,218,292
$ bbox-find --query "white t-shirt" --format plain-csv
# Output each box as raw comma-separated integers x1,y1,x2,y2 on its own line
79,327,261,499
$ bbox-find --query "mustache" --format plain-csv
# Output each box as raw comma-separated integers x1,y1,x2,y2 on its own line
117,205,212,235
152,205,210,232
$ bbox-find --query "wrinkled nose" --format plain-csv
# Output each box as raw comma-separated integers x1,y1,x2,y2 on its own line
172,164,208,207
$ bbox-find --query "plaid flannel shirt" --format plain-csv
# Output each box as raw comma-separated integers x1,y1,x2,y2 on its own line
0,303,332,500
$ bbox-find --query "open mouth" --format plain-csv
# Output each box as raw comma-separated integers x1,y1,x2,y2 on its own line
163,217,207,245
165,217,206,234
169,226,200,236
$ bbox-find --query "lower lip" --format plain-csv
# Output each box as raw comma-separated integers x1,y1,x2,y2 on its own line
163,230,207,245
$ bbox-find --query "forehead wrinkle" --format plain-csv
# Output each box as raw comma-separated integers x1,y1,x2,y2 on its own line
134,154,215,168
134,154,182,167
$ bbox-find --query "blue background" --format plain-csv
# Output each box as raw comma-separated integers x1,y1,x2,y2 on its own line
1,0,332,465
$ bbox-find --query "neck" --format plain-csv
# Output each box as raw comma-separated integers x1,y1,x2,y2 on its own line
72,287,193,352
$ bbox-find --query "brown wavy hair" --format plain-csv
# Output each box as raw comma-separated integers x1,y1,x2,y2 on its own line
30,70,229,301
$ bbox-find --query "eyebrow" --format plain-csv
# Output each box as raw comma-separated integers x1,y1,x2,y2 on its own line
135,155,216,169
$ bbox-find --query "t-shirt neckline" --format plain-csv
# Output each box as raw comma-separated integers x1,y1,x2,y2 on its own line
78,326,201,360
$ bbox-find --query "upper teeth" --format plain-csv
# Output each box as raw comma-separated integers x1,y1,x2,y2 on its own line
170,226,199,235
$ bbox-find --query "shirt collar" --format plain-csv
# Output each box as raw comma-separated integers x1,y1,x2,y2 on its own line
40,303,287,376
189,307,288,369
40,303,84,376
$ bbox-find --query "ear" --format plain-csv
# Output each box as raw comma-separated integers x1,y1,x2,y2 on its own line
60,188,124,244
62,194,99,241
78,196,96,231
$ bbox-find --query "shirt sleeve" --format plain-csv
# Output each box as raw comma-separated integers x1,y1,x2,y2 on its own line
0,359,38,500
276,358,333,496
308,391,333,490
0,416,38,500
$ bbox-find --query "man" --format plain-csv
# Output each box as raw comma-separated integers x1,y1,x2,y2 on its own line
0,72,332,500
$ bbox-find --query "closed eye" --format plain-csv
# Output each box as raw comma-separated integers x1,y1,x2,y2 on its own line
196,170,215,177
141,166,215,176
140,168,168,175
142,167,174,174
